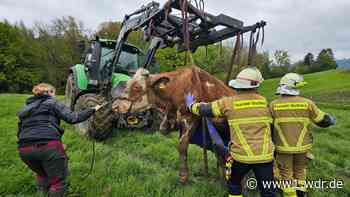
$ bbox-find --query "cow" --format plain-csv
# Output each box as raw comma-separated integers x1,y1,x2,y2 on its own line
113,66,237,183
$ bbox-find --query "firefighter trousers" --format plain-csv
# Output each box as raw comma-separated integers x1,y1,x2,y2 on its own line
227,160,276,197
276,152,308,196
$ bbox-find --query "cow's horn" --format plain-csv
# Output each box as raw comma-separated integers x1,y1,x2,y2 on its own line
141,69,150,77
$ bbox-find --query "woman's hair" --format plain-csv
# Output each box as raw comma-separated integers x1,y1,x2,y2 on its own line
32,83,56,96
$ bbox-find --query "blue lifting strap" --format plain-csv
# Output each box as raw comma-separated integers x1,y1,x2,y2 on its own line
206,118,229,156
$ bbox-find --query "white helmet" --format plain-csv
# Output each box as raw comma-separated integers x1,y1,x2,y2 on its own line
228,67,264,89
279,73,307,88
276,73,307,96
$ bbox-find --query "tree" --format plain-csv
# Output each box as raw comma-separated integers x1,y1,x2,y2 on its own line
255,51,272,78
0,17,88,93
95,21,147,50
0,21,41,92
292,61,309,74
32,16,88,92
269,50,291,77
273,50,291,68
304,52,314,66
313,48,338,72
192,44,230,74
96,21,121,39
155,47,186,72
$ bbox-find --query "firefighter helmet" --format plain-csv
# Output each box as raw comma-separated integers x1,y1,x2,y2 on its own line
280,73,307,88
228,67,264,89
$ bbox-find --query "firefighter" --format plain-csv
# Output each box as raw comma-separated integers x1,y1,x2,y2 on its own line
185,67,276,197
17,83,101,197
270,73,336,197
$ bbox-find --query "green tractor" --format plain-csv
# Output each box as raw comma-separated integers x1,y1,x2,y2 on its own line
65,37,160,139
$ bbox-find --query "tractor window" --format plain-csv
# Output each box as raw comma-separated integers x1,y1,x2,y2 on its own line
116,51,139,71
100,47,114,69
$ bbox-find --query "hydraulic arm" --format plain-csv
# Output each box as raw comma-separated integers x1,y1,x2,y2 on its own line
110,0,266,68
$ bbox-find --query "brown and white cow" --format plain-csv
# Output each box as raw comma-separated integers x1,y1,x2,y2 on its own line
113,66,236,183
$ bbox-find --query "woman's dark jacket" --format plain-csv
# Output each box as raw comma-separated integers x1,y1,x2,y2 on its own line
17,94,95,147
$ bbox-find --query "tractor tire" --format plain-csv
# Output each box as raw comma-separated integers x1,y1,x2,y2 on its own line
90,101,116,140
64,73,77,110
74,93,115,140
74,94,103,137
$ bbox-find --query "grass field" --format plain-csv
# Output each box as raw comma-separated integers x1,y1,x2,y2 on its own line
0,69,349,197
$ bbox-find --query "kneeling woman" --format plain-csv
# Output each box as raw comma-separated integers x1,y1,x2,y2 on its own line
17,83,101,197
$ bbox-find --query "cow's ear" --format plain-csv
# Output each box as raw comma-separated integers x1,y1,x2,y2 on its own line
151,77,170,93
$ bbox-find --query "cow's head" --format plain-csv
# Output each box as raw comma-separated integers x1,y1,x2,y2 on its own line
112,68,171,117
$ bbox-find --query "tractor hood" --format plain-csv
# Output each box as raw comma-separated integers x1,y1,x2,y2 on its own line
111,73,130,88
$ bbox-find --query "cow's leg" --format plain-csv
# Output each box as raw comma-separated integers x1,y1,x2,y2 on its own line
159,113,170,135
177,119,193,184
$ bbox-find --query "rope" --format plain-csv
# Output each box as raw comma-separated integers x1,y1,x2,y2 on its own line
248,22,266,67
180,0,190,51
181,0,199,65
248,30,254,66
225,32,241,84
261,23,265,46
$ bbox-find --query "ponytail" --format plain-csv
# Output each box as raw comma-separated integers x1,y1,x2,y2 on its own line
32,83,56,96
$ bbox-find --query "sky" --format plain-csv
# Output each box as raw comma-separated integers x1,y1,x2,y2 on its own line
1,0,349,61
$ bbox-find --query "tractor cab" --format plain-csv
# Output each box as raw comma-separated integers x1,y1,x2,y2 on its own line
82,38,158,88
114,43,159,76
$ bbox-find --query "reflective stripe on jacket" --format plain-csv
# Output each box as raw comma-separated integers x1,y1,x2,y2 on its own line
191,91,274,164
270,96,326,153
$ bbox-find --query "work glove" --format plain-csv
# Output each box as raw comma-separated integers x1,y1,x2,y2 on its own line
185,93,195,109
329,114,336,125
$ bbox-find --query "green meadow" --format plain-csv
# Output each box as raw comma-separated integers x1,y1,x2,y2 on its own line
0,69,349,196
